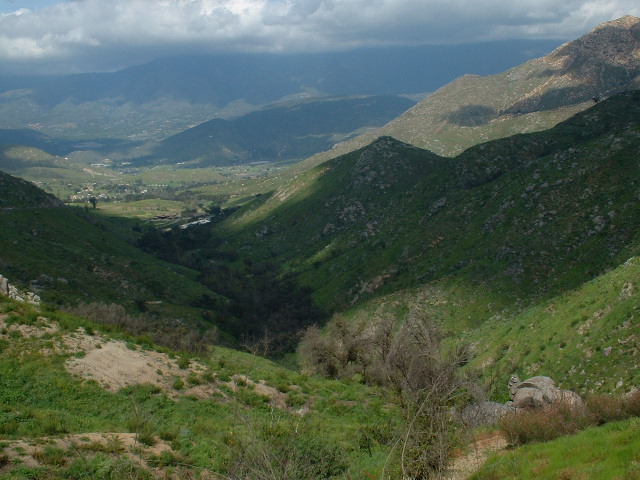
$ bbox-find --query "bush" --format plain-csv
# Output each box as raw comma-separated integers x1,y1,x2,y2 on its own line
500,391,640,447
586,394,629,425
32,445,67,466
626,390,640,417
500,404,590,446
172,377,185,390
226,416,347,480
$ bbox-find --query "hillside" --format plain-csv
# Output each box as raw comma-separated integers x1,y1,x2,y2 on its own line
307,15,640,163
153,95,416,167
0,297,400,479
211,90,640,320
0,170,229,329
0,169,64,210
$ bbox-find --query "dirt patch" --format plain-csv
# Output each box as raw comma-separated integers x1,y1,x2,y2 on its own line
0,432,181,477
65,335,216,399
4,316,301,412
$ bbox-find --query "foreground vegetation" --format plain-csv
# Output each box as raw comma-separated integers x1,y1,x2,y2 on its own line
0,298,404,479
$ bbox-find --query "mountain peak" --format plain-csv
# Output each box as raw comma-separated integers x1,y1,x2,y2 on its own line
321,16,640,160
549,15,640,73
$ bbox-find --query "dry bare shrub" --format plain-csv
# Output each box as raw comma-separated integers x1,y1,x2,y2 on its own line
382,315,475,479
625,390,640,417
300,312,481,479
66,302,218,354
297,324,344,378
500,403,592,446
586,393,630,425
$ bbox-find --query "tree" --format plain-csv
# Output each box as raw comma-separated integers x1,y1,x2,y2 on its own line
88,197,97,209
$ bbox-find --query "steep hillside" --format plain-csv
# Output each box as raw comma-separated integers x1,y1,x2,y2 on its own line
0,297,398,479
215,90,640,319
154,95,416,166
0,170,224,320
309,15,640,162
0,169,64,210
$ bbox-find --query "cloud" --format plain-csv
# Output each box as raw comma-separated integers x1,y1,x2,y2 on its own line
0,0,638,73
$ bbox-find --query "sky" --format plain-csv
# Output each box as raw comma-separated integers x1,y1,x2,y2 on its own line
0,0,638,75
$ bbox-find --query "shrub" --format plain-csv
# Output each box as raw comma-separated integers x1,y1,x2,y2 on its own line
226,416,347,480
32,445,67,466
172,377,185,390
625,390,640,417
187,372,202,385
500,404,591,446
586,394,630,425
177,355,190,369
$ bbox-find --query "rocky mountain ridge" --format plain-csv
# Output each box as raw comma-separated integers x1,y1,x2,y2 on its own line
214,89,640,313
307,15,640,163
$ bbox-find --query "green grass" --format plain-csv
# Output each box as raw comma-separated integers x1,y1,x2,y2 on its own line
472,418,640,480
0,298,400,478
0,206,221,313
467,256,640,398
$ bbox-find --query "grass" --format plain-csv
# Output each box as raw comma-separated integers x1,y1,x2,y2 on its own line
472,418,640,480
0,297,400,478
467,256,640,398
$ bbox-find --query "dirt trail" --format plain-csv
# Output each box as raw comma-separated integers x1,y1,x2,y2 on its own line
446,432,507,480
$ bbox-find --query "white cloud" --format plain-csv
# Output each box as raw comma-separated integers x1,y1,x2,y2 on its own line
0,0,638,73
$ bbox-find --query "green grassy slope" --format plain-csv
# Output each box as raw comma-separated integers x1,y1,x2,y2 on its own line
0,297,398,479
467,254,640,397
0,170,224,318
0,169,64,209
472,418,640,480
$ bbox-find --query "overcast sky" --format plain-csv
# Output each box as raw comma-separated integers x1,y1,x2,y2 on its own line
0,0,638,74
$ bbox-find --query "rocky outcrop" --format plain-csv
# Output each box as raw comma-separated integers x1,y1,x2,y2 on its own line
461,374,583,426
460,401,517,427
508,375,583,409
0,274,40,304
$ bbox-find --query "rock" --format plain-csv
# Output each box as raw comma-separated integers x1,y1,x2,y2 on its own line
461,401,517,427
0,273,40,305
508,374,521,399
509,374,583,409
0,275,8,296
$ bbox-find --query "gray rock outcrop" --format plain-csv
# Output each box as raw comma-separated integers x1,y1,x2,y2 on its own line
509,375,583,409
460,401,517,427
461,374,583,426
0,274,41,305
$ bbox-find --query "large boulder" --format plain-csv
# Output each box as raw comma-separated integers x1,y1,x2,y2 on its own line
509,375,583,409
460,401,517,427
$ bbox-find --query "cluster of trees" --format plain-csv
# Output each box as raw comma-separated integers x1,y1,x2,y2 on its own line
137,219,325,355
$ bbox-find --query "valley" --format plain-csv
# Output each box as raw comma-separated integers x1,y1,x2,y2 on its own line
1,14,640,480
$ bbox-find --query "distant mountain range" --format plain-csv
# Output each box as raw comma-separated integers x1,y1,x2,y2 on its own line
154,95,416,166
0,40,559,143
313,15,640,161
